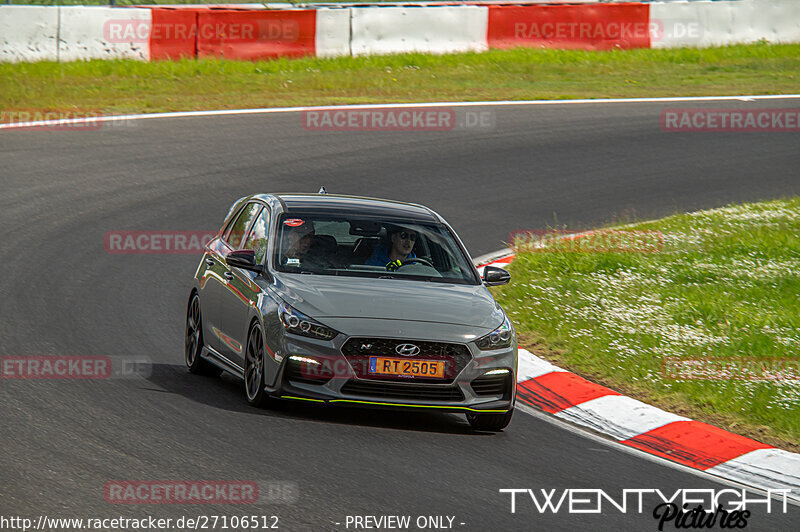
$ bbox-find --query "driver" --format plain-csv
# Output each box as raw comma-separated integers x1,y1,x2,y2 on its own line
366,226,417,271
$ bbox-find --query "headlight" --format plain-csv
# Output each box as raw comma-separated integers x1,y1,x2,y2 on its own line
475,315,514,350
278,302,339,341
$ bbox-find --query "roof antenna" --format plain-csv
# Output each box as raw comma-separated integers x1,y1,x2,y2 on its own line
318,186,327,194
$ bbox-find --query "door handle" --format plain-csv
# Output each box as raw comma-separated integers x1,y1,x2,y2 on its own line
205,258,214,267
223,271,234,281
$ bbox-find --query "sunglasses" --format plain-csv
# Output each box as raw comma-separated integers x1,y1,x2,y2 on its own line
399,231,417,241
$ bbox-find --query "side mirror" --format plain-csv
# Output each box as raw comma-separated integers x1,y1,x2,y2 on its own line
226,249,262,273
483,265,511,286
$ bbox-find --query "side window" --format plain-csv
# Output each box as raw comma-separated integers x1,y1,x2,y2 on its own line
243,207,270,263
225,203,261,250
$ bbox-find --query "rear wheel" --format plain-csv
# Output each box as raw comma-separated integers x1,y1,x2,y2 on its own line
185,293,221,377
466,408,514,432
244,322,270,407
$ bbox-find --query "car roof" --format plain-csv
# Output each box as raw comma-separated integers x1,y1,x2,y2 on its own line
258,193,441,223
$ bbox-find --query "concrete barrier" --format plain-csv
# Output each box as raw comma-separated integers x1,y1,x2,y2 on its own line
487,3,651,51
148,8,197,61
2,2,799,63
59,6,151,62
650,0,800,49
196,9,316,60
315,7,351,58
0,6,58,63
350,6,489,56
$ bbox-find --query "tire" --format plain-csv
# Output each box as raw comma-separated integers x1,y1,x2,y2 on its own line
244,322,270,408
185,293,222,377
466,408,514,432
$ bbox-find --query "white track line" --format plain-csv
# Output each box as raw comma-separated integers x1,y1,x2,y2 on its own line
2,94,800,130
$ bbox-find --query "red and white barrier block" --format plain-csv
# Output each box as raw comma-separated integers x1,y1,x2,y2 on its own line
134,7,349,61
0,5,347,62
515,347,800,501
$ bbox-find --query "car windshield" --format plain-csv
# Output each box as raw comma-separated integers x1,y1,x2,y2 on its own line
273,214,480,285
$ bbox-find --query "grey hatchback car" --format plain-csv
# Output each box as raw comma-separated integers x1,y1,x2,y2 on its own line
185,193,517,430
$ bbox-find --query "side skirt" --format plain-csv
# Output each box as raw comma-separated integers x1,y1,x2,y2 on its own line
200,346,244,379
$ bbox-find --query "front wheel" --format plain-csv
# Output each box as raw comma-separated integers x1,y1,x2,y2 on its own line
466,408,514,432
244,322,270,408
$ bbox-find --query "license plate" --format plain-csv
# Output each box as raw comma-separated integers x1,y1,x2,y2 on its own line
368,357,445,378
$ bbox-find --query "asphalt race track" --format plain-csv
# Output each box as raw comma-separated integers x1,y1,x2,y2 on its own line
2,99,799,531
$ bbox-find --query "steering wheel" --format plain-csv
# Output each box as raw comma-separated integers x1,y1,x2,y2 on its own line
399,257,434,268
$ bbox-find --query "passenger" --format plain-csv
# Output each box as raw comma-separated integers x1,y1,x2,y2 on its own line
366,227,417,271
283,221,333,270
283,222,315,263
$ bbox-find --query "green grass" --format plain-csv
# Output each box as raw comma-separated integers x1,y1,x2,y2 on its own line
1,43,799,115
494,198,800,449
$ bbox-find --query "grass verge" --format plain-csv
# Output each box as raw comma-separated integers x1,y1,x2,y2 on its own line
493,198,800,451
1,43,799,116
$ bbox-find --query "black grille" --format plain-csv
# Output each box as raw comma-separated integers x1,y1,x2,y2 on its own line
341,380,464,402
471,372,512,398
341,337,472,383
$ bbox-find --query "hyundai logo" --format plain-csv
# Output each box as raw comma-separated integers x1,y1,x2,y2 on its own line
395,343,420,357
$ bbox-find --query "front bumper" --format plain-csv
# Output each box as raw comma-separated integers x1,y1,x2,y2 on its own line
268,332,517,414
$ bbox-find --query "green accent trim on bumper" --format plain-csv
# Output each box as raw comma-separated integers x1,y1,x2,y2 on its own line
279,395,510,413
328,398,509,413
280,395,325,403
